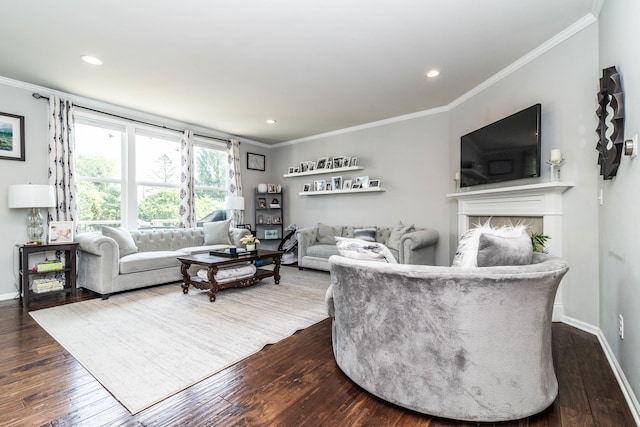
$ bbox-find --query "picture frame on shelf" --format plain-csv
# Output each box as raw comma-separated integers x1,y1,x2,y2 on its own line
265,229,279,239
48,221,74,244
326,183,332,191
300,161,310,173
369,179,381,188
355,176,369,188
303,183,311,192
343,179,353,190
258,215,264,224
267,183,277,193
332,156,345,169
247,152,265,171
273,216,282,224
332,176,343,190
258,198,267,209
0,112,25,161
288,166,295,174
276,184,282,193
237,224,252,232
308,161,316,171
314,180,326,192
350,157,358,167
316,157,328,169
343,157,351,168
352,182,361,189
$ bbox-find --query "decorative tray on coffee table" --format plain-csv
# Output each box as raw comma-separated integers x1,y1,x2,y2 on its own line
209,249,258,258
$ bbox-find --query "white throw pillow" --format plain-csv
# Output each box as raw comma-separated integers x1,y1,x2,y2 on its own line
452,222,529,268
203,219,232,245
101,226,138,258
335,237,398,263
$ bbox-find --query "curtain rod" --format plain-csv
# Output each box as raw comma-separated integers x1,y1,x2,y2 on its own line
32,92,232,143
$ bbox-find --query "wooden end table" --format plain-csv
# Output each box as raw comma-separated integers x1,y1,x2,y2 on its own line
177,249,284,302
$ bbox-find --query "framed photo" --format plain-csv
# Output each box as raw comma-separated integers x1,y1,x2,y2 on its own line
0,112,25,161
355,176,369,188
303,183,311,192
300,161,310,173
326,183,332,191
314,180,326,192
332,176,343,190
258,198,267,209
267,183,277,193
316,157,329,169
287,166,295,174
265,229,279,239
352,182,361,189
350,157,358,167
273,216,282,224
247,152,265,171
343,179,353,190
332,156,345,169
343,157,351,168
48,221,74,244
369,179,381,188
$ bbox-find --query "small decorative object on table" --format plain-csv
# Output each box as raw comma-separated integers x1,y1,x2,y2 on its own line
547,149,565,182
240,234,260,251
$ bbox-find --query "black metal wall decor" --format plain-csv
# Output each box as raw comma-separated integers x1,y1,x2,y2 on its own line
596,66,625,179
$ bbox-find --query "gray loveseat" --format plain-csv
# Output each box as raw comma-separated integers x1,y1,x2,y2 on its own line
76,226,250,298
326,253,569,422
296,223,439,271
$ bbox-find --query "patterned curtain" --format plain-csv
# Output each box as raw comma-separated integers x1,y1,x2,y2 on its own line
227,139,244,225
47,96,78,223
179,130,195,228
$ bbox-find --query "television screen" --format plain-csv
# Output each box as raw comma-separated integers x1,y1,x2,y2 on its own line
460,104,541,188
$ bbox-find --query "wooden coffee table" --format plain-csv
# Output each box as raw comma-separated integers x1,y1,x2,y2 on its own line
177,249,284,302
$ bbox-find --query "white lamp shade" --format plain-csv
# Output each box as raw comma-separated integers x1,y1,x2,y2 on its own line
225,195,245,210
8,184,56,208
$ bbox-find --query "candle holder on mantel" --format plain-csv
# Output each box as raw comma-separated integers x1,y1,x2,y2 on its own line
547,150,565,182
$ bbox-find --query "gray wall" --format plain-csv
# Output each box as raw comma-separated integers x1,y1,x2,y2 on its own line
272,113,451,265
599,0,640,408
0,83,49,300
449,23,600,326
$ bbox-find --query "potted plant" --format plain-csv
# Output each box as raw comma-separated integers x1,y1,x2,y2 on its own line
240,234,260,251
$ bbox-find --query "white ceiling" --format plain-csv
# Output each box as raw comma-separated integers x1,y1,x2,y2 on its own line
1,1,596,144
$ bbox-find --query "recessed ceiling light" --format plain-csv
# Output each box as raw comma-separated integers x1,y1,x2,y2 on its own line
266,119,277,124
81,55,103,65
426,70,440,78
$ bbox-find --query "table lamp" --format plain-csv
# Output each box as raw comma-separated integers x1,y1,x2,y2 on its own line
8,184,56,245
224,195,245,228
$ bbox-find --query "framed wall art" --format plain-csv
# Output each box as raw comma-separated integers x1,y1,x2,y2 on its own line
247,152,265,171
0,112,25,161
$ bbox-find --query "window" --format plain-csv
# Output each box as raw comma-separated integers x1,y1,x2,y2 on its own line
75,113,228,231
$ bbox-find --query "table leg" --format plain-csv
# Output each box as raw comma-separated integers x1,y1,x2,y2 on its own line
273,255,282,284
180,261,191,294
207,265,219,302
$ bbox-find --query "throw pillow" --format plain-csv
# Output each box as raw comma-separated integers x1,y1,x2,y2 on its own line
353,227,376,242
387,221,415,251
452,222,529,268
101,226,139,258
203,219,232,245
317,223,343,245
476,233,533,267
335,237,398,263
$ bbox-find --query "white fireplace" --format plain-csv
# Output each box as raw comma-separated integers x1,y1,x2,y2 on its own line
448,181,574,320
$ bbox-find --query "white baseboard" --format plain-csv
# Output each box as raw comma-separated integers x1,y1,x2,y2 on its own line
0,291,19,302
563,315,640,425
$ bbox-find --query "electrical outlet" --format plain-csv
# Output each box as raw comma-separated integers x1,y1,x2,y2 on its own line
619,314,624,340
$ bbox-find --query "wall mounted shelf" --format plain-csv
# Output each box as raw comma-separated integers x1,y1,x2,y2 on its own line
299,187,384,196
283,166,364,178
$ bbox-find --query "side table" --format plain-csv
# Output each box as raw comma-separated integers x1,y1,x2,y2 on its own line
18,242,78,309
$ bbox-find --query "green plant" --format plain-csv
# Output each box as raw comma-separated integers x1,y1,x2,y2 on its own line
530,232,550,253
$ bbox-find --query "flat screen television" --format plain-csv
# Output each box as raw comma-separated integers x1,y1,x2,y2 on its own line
460,104,541,188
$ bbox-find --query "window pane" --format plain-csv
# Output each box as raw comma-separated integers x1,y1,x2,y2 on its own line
137,186,179,228
195,189,227,224
136,134,181,185
194,145,227,188
77,181,122,232
75,123,122,179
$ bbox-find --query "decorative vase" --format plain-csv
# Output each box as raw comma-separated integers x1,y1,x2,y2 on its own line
257,183,268,193
246,244,256,251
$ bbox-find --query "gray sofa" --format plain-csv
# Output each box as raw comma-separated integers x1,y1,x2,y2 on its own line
76,226,250,298
326,253,569,422
296,223,439,271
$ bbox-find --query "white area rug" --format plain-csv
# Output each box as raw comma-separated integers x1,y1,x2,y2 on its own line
30,269,330,414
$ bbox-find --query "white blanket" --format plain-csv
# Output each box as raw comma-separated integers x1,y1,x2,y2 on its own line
197,263,257,284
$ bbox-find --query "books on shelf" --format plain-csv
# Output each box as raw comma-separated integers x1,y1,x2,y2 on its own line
32,278,64,293
32,259,63,272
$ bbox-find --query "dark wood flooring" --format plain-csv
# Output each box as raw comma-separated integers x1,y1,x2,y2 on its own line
0,289,636,427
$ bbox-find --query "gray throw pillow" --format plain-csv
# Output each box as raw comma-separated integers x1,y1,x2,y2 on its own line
317,223,343,244
353,227,376,242
101,226,139,258
204,219,232,245
387,221,415,250
476,232,533,267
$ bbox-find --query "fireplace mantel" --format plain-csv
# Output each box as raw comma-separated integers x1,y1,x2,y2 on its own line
447,181,574,320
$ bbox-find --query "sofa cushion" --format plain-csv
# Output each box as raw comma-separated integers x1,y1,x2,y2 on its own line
353,227,376,242
119,251,183,274
317,223,343,244
387,221,415,250
102,226,138,258
477,233,533,267
335,237,397,263
452,222,529,268
306,243,341,259
204,219,232,245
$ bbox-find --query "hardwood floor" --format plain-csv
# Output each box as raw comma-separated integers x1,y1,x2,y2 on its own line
0,290,636,427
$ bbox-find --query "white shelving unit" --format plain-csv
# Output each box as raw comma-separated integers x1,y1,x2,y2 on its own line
283,165,364,178
299,187,384,196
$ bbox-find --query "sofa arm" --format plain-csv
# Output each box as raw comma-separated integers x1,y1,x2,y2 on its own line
75,232,120,296
230,228,251,247
399,228,439,265
295,227,317,261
